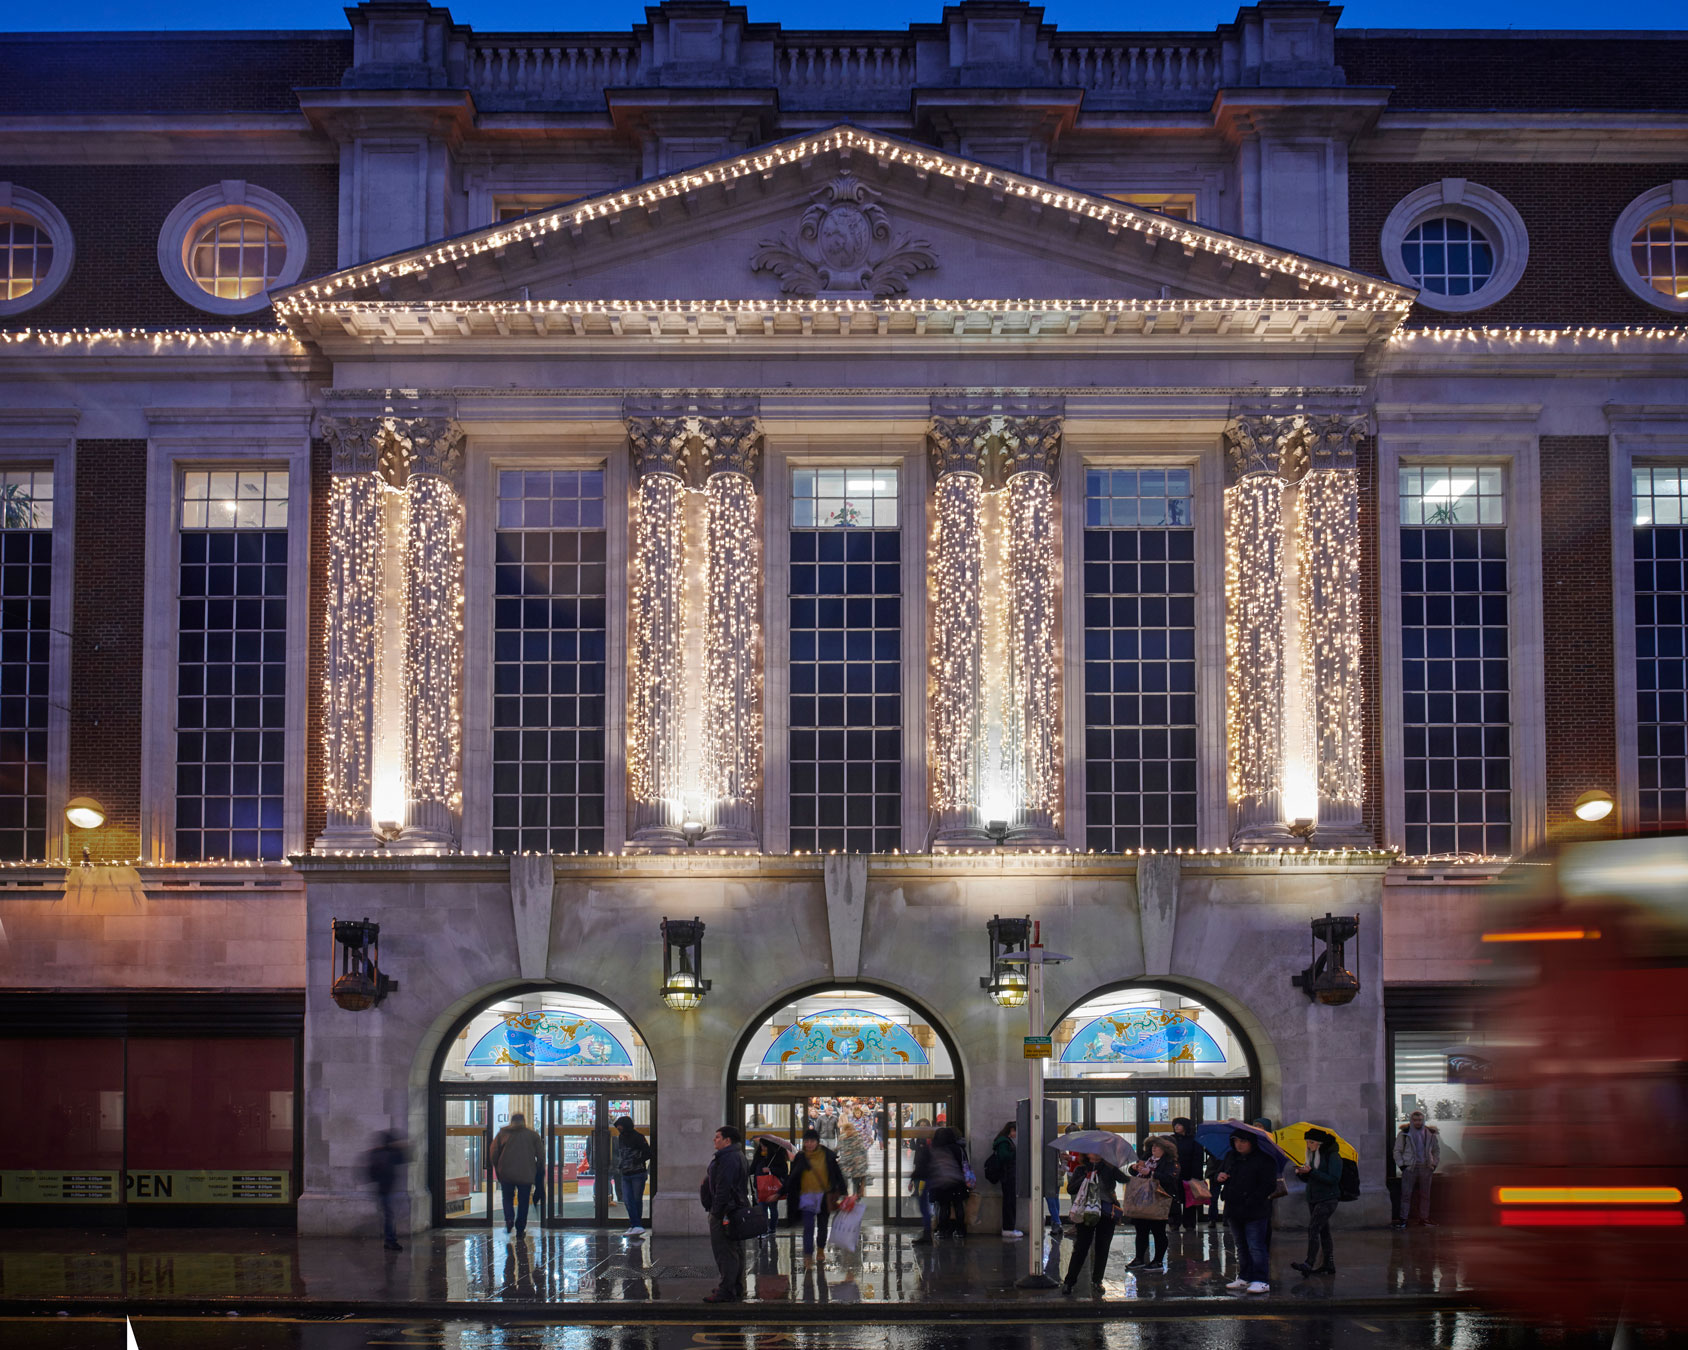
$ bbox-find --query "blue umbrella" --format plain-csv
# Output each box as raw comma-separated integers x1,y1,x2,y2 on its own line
1194,1119,1291,1166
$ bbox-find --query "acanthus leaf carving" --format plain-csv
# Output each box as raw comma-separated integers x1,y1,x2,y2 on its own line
752,173,937,299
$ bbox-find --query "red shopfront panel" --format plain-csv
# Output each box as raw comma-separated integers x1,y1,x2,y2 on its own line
0,1037,124,1171
125,1038,295,1172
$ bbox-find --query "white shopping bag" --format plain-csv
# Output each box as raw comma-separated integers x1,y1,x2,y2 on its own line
828,1197,867,1253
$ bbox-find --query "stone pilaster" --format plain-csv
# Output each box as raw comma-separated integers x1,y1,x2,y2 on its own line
391,417,465,853
928,405,992,847
1000,405,1063,844
314,417,393,852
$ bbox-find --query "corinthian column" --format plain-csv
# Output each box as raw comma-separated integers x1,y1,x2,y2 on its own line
1296,415,1370,846
698,411,763,846
1223,414,1294,847
1000,404,1063,844
626,412,692,848
928,407,992,848
314,417,392,851
392,417,465,853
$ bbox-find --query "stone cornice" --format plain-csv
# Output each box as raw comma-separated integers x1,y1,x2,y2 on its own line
1357,111,1688,165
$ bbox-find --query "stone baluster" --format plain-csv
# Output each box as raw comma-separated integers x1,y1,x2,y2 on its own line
626,411,692,847
1000,403,1064,844
928,406,993,847
1296,414,1371,846
698,410,763,847
391,417,466,853
315,417,397,851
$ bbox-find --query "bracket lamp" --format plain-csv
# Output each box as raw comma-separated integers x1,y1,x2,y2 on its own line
680,818,706,847
1573,789,1614,823
65,796,106,830
331,917,398,1012
982,914,1032,1007
660,916,711,1010
986,819,1010,846
1292,912,1361,1006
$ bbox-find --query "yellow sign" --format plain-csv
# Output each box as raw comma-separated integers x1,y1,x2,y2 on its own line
0,1171,119,1203
126,1171,291,1204
1023,1036,1053,1059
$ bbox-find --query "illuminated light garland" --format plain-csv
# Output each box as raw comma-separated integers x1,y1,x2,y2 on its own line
321,471,386,828
930,471,985,813
1297,469,1365,809
627,471,687,810
1389,325,1688,344
0,327,302,349
701,471,762,814
280,296,1392,318
1004,469,1061,821
403,471,465,826
1225,475,1286,812
274,127,1412,311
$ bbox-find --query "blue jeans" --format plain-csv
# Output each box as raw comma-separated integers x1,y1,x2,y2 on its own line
622,1170,647,1228
917,1185,933,1234
1046,1195,1061,1227
501,1179,532,1232
1228,1214,1271,1283
801,1199,830,1253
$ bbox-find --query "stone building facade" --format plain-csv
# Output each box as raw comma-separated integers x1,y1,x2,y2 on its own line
0,1,1683,1234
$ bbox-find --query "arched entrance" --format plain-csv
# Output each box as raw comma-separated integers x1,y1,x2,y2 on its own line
731,985,962,1227
1045,983,1260,1143
430,984,656,1229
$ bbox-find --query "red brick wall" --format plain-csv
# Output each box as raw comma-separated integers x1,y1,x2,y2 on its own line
1349,161,1688,327
304,438,329,851
68,440,147,863
1539,436,1618,841
0,162,338,330
1357,435,1383,847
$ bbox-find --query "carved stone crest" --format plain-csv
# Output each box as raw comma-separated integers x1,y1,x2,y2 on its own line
752,173,937,298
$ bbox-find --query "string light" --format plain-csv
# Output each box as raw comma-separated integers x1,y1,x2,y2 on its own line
321,471,386,827
929,470,984,813
403,468,464,826
1297,469,1364,809
1390,325,1687,344
1225,475,1285,808
702,470,761,809
627,470,687,809
1005,469,1060,821
0,327,299,349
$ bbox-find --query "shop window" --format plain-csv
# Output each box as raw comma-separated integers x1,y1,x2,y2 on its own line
736,989,955,1082
1048,988,1250,1082
0,1038,124,1197
1633,465,1688,831
126,1039,296,1175
439,990,652,1082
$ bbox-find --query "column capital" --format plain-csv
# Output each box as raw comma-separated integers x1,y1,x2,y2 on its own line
388,416,465,482
320,415,389,477
1223,412,1298,483
928,400,993,480
1000,413,1062,479
695,414,762,480
1226,406,1369,483
1296,412,1369,477
626,415,692,479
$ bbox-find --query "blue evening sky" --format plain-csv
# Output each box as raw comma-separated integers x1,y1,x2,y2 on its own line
12,0,1681,31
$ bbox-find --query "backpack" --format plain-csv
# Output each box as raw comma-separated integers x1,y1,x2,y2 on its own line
1337,1156,1361,1203
983,1150,1004,1184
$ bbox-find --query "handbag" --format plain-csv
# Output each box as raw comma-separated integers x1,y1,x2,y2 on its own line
728,1205,770,1240
964,1190,982,1227
1121,1174,1173,1221
829,1198,867,1253
755,1173,784,1204
1270,1178,1289,1201
1072,1173,1102,1227
1184,1178,1212,1205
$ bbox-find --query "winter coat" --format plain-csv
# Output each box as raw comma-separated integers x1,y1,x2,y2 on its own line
1067,1157,1130,1217
751,1143,790,1186
1217,1146,1280,1222
836,1130,869,1181
926,1129,967,1191
614,1124,653,1175
783,1144,846,1203
1393,1122,1441,1170
1136,1138,1181,1203
1302,1140,1344,1207
703,1142,749,1222
1170,1121,1204,1200
909,1138,933,1187
992,1134,1018,1189
365,1136,408,1195
490,1123,543,1186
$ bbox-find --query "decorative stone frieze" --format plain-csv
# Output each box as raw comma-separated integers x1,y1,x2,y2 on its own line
751,172,937,298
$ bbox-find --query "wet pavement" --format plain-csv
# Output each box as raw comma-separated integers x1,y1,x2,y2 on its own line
0,1221,1471,1319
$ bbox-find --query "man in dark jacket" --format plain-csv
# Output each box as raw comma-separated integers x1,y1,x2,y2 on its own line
1170,1118,1205,1229
365,1129,408,1252
1291,1128,1344,1276
702,1123,749,1303
1215,1131,1279,1293
613,1114,654,1237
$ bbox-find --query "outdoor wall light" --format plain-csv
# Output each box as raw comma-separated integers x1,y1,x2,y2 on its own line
660,916,711,1011
680,817,706,847
330,917,398,1012
65,796,106,830
1573,789,1615,823
1292,912,1361,1006
986,819,1010,846
982,914,1032,1008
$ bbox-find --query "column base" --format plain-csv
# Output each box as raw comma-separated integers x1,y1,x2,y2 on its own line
1312,823,1375,849
1007,811,1061,846
932,807,992,850
387,827,456,855
313,823,380,854
1231,822,1297,848
626,825,688,854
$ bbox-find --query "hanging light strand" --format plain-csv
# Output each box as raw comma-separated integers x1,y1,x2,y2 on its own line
628,472,687,806
321,472,386,822
1005,470,1061,819
701,471,762,805
403,474,464,814
930,472,985,812
1225,475,1286,805
1298,469,1365,807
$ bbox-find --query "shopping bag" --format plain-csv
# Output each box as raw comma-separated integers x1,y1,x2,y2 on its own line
755,1273,790,1301
828,1197,867,1253
729,1205,770,1240
1120,1175,1172,1221
1184,1178,1212,1206
755,1173,784,1204
964,1190,982,1228
1072,1174,1102,1227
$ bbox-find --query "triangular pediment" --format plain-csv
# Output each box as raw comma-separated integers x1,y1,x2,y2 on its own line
276,125,1409,323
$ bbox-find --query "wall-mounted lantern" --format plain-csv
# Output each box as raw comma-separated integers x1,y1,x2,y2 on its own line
1292,912,1361,1006
660,916,711,1011
1573,788,1615,823
65,796,106,866
331,917,397,1011
981,914,1031,1008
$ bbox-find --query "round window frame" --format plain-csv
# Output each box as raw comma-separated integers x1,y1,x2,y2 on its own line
1380,180,1529,314
0,185,75,318
158,182,308,317
1611,182,1688,316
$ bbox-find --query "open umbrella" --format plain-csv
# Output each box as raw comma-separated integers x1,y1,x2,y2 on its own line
755,1133,799,1157
1193,1119,1291,1166
1045,1129,1135,1169
1274,1121,1359,1166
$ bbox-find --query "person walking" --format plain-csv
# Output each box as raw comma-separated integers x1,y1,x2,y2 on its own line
908,1131,935,1244
1126,1134,1179,1271
1291,1127,1343,1276
750,1137,790,1233
1393,1109,1440,1227
1170,1118,1205,1230
702,1123,750,1303
1060,1151,1129,1296
836,1121,870,1200
784,1127,846,1268
490,1112,543,1237
364,1129,408,1252
989,1122,1022,1238
1216,1130,1279,1294
925,1125,970,1240
612,1114,653,1237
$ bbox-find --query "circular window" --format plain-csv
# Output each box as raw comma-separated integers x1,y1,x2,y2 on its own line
1380,181,1528,313
1612,185,1688,314
158,182,307,316
0,185,74,316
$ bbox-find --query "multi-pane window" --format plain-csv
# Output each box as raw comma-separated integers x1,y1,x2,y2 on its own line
1402,218,1494,297
0,469,52,859
188,215,286,300
1634,466,1687,831
492,470,607,854
1631,215,1688,300
1082,468,1197,852
176,470,289,861
1,217,54,300
1399,466,1510,856
789,468,901,854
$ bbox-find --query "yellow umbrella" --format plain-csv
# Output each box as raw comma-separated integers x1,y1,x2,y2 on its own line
1275,1122,1359,1165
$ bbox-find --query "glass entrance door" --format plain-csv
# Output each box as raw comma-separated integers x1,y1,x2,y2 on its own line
442,1096,489,1222
544,1096,601,1223
882,1096,950,1225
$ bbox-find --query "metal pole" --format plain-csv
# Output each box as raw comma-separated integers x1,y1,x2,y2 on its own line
1016,921,1058,1287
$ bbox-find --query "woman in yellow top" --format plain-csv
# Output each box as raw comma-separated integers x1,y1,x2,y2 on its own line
783,1128,846,1265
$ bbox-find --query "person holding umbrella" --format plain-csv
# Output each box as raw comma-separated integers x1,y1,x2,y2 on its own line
751,1135,792,1233
1290,1127,1343,1276
1055,1132,1134,1297
1200,1122,1285,1294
